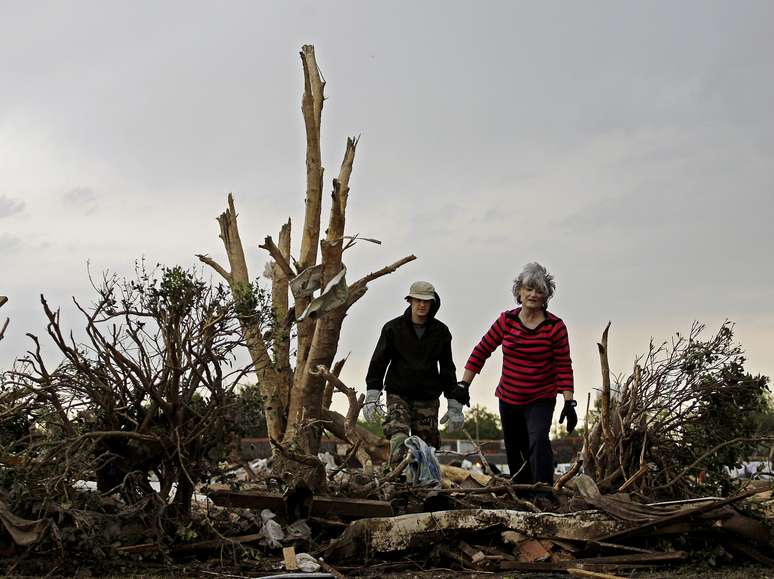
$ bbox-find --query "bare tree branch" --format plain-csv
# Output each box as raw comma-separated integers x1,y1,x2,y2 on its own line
259,234,295,280
196,254,231,284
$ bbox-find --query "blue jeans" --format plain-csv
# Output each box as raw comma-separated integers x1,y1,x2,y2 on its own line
499,397,556,485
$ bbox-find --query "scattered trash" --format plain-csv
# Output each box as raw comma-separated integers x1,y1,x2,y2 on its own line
259,509,285,549
295,552,321,572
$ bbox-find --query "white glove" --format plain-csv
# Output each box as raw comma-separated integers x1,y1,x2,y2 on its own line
440,399,465,432
362,390,385,423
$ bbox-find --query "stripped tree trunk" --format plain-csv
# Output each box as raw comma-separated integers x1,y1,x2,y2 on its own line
289,137,358,453
293,44,325,404
198,45,414,489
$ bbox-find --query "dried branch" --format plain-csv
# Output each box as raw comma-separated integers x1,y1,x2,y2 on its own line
310,365,372,476
597,322,614,458
0,295,8,342
323,354,349,411
195,254,231,284
259,235,295,280
554,460,583,492
0,317,8,342
338,254,418,314
652,436,774,492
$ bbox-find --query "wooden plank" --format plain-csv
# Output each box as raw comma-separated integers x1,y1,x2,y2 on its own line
208,490,393,518
210,490,286,510
311,495,394,518
283,546,298,570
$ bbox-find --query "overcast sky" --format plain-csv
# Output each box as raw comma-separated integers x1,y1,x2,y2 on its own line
2,1,773,421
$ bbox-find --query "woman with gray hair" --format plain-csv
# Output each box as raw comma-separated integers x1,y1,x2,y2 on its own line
457,262,577,491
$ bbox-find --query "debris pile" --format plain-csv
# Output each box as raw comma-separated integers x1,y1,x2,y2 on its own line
1,320,773,576
1,43,772,576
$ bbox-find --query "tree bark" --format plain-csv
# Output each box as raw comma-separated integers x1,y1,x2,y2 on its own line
321,409,389,464
323,356,348,411
311,365,373,476
288,138,358,452
294,44,326,394
198,194,285,443
597,321,615,474
272,220,292,410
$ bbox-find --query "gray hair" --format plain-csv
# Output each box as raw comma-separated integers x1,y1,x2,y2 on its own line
512,262,556,305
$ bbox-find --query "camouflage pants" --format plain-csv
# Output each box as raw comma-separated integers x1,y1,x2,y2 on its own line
383,393,440,464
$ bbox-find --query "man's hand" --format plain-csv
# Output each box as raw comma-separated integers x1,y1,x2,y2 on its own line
445,380,471,406
559,399,578,433
362,390,385,423
440,399,465,432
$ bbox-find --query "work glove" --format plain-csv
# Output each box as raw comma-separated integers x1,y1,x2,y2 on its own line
362,389,385,423
559,399,578,434
440,399,465,432
445,380,471,406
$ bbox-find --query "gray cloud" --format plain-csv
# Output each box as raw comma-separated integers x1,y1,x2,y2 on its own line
1,0,773,406
62,187,98,214
0,234,21,253
0,195,25,219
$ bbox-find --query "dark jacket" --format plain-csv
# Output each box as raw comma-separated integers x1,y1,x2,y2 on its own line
365,292,457,400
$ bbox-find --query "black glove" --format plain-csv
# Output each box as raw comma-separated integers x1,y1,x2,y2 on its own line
445,381,471,406
559,399,578,433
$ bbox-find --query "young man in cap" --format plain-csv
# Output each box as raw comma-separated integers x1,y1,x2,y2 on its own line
363,281,469,464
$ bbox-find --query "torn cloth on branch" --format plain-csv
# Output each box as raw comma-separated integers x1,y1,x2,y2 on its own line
298,266,348,321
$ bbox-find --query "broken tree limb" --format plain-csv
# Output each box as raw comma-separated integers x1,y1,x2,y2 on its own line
651,435,774,492
320,408,389,463
348,255,417,297
597,322,614,470
617,462,648,493
554,459,582,492
567,570,625,579
596,487,763,543
423,483,570,497
171,533,264,554
297,45,325,274
322,355,348,411
199,193,286,443
195,254,231,284
260,233,295,281
0,295,8,342
272,221,293,407
317,559,346,579
310,365,372,476
325,509,627,561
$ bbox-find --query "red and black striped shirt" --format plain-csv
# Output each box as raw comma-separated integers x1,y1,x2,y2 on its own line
465,308,574,406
